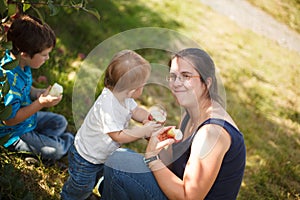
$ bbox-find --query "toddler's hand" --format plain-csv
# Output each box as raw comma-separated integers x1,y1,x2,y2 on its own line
143,121,163,138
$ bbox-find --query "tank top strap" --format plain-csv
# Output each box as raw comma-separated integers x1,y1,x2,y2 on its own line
180,112,190,135
192,118,239,140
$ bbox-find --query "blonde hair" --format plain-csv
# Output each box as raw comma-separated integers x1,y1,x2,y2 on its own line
104,50,151,92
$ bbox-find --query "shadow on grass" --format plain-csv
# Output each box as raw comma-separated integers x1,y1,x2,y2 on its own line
46,0,182,54
0,147,66,200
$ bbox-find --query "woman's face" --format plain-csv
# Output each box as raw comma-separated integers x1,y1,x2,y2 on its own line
169,57,205,107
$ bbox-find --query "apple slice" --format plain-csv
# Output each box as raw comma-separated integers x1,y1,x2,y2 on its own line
167,128,183,141
150,110,166,124
149,105,167,124
49,83,63,97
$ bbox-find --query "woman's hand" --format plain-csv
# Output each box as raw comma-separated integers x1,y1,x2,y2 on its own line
145,126,175,157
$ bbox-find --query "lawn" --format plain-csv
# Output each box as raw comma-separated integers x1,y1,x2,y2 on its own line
0,0,299,199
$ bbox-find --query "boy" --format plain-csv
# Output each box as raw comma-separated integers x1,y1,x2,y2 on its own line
0,15,74,161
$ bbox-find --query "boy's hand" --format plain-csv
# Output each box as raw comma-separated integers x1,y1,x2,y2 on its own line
37,86,62,107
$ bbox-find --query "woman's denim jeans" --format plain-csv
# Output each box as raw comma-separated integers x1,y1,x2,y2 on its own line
61,144,104,200
101,148,167,200
14,111,74,160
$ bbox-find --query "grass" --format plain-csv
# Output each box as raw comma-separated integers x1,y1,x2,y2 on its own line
1,0,299,199
248,0,300,34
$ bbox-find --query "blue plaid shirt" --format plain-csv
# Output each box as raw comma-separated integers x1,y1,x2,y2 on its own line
0,50,37,147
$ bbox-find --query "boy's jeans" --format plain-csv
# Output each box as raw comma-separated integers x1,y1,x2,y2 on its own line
61,144,104,200
100,148,167,200
14,111,74,160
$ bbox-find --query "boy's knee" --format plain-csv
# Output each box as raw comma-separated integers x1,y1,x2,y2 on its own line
57,114,68,128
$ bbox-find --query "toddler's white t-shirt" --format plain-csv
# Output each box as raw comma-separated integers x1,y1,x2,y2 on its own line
75,87,137,164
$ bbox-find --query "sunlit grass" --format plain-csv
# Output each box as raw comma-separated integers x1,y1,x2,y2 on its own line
248,0,300,33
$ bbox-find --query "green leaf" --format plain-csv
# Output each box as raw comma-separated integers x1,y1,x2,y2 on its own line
0,133,11,146
2,59,18,70
0,10,8,23
0,104,12,120
48,2,59,16
31,6,45,23
1,41,12,50
0,0,8,17
23,3,31,13
0,101,4,109
71,0,85,10
81,0,87,7
82,7,101,21
0,74,6,82
2,80,10,95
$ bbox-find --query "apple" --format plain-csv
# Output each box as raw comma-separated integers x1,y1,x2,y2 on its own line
149,105,167,124
167,128,183,141
150,110,166,124
49,83,63,97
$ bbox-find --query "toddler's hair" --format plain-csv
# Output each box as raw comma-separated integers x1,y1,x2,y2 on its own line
7,15,56,58
104,50,151,92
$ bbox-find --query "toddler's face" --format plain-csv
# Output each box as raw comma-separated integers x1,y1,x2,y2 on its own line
130,85,145,99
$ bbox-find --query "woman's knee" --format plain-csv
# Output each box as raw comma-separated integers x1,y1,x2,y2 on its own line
106,150,150,174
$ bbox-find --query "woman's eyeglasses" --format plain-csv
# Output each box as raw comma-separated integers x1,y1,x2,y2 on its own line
166,73,200,82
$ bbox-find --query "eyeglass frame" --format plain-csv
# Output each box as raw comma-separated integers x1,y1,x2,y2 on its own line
166,73,201,82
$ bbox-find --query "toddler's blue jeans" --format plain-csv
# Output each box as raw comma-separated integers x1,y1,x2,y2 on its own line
61,144,104,200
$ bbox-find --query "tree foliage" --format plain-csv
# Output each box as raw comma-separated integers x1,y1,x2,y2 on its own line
0,0,100,144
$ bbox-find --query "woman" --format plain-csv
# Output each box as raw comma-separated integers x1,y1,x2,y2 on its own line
100,48,246,200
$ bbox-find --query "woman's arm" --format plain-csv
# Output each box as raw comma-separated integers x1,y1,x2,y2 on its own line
147,125,230,200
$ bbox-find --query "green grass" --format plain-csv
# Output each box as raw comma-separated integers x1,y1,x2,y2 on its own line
248,0,300,34
1,0,299,199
